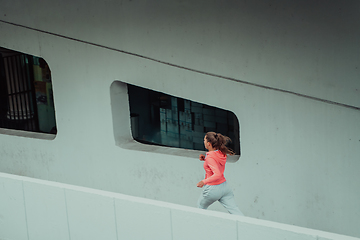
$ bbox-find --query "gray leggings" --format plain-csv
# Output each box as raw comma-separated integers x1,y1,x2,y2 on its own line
197,181,244,216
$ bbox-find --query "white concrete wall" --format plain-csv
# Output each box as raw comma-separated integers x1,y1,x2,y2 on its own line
1,0,359,108
0,0,360,238
1,172,359,240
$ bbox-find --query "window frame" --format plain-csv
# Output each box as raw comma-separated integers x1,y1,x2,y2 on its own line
110,81,240,162
0,47,57,140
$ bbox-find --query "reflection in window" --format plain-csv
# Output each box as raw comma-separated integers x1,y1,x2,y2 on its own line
0,47,57,134
128,84,240,154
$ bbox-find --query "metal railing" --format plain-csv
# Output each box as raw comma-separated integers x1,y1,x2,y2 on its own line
0,53,39,132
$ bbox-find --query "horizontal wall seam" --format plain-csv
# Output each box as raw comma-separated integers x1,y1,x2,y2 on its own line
1,19,359,111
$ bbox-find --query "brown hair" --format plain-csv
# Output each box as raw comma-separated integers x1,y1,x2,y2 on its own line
205,132,235,155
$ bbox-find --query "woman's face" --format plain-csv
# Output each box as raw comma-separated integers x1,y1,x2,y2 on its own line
204,136,209,150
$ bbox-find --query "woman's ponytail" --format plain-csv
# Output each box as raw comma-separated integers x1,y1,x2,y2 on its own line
205,132,235,155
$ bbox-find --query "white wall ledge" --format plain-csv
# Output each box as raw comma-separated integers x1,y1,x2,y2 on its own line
1,172,358,240
118,139,240,162
0,128,56,140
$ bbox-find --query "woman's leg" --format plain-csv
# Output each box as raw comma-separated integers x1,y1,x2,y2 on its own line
197,185,221,209
218,182,244,216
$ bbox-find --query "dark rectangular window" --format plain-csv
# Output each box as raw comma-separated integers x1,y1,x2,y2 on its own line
0,47,57,135
128,84,240,154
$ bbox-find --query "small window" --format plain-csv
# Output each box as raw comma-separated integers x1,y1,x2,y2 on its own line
128,84,240,154
0,47,57,135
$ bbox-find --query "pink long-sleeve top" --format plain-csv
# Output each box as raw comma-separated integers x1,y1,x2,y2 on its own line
202,150,227,185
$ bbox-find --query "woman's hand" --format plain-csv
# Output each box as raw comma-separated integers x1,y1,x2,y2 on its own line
197,180,205,188
199,154,205,161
